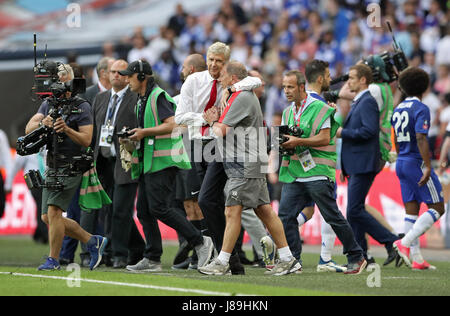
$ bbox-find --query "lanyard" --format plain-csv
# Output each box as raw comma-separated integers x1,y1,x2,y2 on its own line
106,94,122,125
292,98,307,127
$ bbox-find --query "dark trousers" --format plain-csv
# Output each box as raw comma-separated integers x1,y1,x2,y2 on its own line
80,155,114,260
347,173,399,256
196,160,228,252
278,180,363,264
59,188,81,261
137,167,203,261
111,182,145,261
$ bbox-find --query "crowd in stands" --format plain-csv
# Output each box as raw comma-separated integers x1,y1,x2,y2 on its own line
2,0,450,217
88,0,450,157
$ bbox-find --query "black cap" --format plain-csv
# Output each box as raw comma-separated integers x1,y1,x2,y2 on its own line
119,60,153,76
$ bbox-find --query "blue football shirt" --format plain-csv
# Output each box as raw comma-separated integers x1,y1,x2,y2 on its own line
391,97,431,161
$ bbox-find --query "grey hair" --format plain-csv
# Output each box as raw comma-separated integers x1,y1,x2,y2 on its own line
207,42,231,61
226,61,248,80
96,57,114,76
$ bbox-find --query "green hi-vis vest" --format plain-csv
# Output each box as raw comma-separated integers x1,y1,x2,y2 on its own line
375,83,394,162
131,86,191,179
279,96,339,183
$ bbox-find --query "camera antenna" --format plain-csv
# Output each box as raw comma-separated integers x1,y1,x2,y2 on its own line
386,21,402,52
33,33,37,67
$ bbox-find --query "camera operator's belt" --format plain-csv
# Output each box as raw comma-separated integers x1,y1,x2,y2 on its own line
282,154,336,168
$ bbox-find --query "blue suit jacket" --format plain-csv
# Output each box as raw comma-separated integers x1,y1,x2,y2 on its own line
341,90,381,175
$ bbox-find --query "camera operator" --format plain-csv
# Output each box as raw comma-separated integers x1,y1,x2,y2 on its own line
118,60,214,272
25,65,107,271
277,70,366,274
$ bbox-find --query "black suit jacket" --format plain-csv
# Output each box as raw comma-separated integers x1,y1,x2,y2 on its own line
81,84,100,105
92,87,139,185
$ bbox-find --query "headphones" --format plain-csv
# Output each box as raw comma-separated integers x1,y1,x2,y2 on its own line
137,60,145,82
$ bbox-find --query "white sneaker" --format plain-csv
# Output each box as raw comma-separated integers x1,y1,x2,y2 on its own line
317,257,347,273
194,236,214,268
198,258,230,275
260,236,277,270
264,258,302,276
126,258,162,272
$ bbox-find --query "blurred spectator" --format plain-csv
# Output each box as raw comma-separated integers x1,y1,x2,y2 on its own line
230,31,251,65
436,25,450,66
102,41,119,59
148,27,174,65
264,72,287,126
423,87,443,159
219,0,248,25
434,64,450,96
340,20,364,70
127,33,152,64
4,152,48,243
153,50,180,95
396,0,424,30
315,27,344,77
213,12,232,44
439,93,450,138
246,17,267,59
307,11,324,42
168,3,187,36
0,129,12,219
409,31,425,66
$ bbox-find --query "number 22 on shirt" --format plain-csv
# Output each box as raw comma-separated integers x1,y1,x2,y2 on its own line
392,111,411,142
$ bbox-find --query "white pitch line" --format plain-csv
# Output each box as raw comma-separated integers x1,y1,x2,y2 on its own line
0,272,253,296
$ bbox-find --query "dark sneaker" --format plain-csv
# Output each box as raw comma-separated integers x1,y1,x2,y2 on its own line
173,240,193,265
38,257,60,271
87,235,108,271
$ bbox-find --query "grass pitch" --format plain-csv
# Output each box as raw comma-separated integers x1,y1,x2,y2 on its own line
0,237,449,296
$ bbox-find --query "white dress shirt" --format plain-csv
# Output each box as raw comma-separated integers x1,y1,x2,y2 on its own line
175,70,262,140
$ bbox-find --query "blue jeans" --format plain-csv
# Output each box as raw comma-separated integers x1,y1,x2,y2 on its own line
278,180,363,264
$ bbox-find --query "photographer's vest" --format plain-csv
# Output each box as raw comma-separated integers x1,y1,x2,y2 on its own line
374,82,394,162
131,87,191,179
279,95,339,183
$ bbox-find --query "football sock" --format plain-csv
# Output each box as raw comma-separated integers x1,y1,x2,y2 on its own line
297,211,308,226
320,220,336,262
404,214,423,263
402,209,441,248
278,246,294,262
217,251,231,265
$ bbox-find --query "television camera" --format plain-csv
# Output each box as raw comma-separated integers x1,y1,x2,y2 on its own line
17,34,91,191
274,125,304,157
325,22,409,103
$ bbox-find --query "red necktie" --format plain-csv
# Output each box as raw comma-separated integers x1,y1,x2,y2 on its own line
201,79,218,136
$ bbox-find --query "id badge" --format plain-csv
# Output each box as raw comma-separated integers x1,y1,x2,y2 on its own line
298,150,316,172
99,125,114,147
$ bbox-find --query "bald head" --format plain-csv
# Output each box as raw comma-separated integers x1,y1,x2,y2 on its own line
110,59,129,92
187,54,207,72
181,54,207,82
